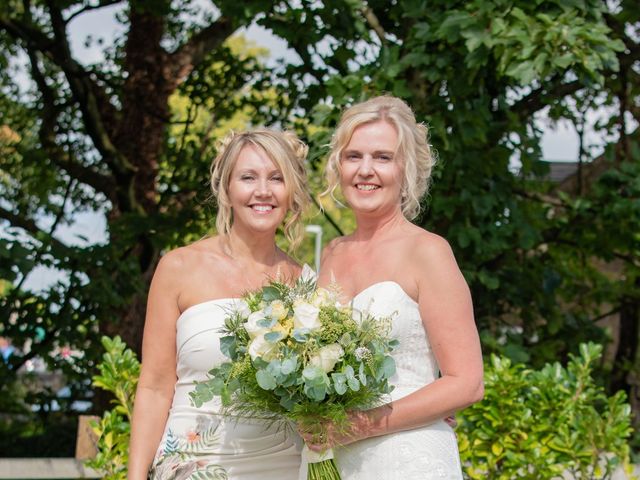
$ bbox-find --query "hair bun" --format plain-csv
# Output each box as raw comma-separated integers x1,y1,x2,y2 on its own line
282,130,309,163
213,131,237,166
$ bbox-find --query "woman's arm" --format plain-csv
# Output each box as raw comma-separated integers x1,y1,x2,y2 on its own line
127,253,182,479
307,234,483,449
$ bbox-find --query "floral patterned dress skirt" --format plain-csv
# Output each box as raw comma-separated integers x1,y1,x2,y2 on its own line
149,298,302,479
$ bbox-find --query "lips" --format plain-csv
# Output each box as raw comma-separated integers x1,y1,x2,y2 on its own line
250,204,275,213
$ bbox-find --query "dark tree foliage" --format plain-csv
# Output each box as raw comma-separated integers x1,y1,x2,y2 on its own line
1,0,638,440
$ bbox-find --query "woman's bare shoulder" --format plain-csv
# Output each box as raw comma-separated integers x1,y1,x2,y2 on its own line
324,234,354,255
156,238,223,276
406,228,464,287
409,227,452,254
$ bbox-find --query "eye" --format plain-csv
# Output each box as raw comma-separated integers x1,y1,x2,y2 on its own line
270,174,284,182
240,174,255,181
344,152,361,161
376,153,393,162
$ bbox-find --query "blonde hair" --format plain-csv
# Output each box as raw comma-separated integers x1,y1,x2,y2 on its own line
210,129,310,250
325,96,436,220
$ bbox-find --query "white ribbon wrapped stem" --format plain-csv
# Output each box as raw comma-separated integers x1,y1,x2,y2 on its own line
302,444,335,463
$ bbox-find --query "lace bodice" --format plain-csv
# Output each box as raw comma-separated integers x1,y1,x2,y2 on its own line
334,281,463,480
351,281,439,402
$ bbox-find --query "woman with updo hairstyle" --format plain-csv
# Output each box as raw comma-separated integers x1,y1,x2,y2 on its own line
129,129,310,480
304,96,484,479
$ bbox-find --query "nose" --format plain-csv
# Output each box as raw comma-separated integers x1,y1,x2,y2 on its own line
357,155,374,177
255,178,272,197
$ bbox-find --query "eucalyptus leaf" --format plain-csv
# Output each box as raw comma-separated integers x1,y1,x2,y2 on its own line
256,370,277,390
219,336,237,360
261,286,281,302
264,331,283,343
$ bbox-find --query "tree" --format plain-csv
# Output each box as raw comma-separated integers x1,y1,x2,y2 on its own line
0,0,367,418
1,0,638,440
278,0,640,425
0,0,292,417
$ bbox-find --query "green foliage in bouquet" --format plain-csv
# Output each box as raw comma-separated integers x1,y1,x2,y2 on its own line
86,336,140,480
457,343,635,480
189,277,398,428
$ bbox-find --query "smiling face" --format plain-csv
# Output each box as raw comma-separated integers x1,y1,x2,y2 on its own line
340,120,404,217
227,145,289,235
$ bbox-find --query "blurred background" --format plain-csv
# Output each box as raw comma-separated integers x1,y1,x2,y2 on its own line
0,0,638,476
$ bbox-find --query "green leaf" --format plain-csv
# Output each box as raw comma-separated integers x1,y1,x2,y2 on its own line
219,336,237,359
256,370,277,390
332,373,348,395
281,357,298,375
261,286,281,302
264,331,283,343
381,356,396,379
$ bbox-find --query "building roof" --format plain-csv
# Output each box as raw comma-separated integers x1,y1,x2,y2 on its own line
543,161,579,183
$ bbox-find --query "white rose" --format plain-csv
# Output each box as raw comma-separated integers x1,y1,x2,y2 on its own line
293,301,321,331
248,333,280,361
269,300,288,321
311,288,333,308
309,344,344,373
244,310,270,340
234,300,251,319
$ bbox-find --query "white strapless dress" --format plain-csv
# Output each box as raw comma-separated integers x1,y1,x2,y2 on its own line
334,281,463,480
150,298,301,480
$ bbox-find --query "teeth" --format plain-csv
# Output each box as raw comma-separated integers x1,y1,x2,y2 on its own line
252,205,273,212
357,184,378,191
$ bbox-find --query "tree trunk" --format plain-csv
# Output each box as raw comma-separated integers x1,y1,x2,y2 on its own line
99,9,172,357
610,283,640,428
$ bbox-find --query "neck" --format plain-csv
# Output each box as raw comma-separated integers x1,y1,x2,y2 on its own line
226,225,278,266
352,206,407,242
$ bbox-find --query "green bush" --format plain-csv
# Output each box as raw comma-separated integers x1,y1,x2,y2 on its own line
458,343,636,479
88,338,635,479
86,336,139,480
0,412,77,457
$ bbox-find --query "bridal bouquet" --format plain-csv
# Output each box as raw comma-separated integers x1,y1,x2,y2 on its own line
189,274,398,480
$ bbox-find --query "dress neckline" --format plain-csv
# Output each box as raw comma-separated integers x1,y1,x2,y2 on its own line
349,280,418,306
177,297,241,322
176,264,316,322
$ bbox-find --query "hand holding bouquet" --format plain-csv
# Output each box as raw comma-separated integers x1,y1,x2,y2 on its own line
190,274,398,479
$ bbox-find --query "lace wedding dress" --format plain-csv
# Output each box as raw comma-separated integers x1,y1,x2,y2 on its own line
334,281,463,480
150,298,301,479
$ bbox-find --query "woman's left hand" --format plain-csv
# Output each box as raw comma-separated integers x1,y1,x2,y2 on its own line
299,411,371,452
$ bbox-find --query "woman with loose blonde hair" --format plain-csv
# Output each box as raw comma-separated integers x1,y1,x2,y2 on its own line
305,96,483,479
129,128,310,479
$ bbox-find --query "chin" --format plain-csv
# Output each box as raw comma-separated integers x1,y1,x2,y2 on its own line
347,199,383,212
251,219,285,233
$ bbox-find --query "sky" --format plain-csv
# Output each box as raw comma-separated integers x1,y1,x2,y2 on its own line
62,3,587,160
19,4,598,291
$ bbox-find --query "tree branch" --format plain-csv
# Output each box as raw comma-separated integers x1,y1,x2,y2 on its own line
510,79,584,119
0,206,69,252
612,252,640,269
169,15,237,83
589,307,621,324
27,49,118,200
45,1,134,177
0,13,56,53
360,4,386,45
64,0,124,24
2,5,132,177
310,195,344,236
